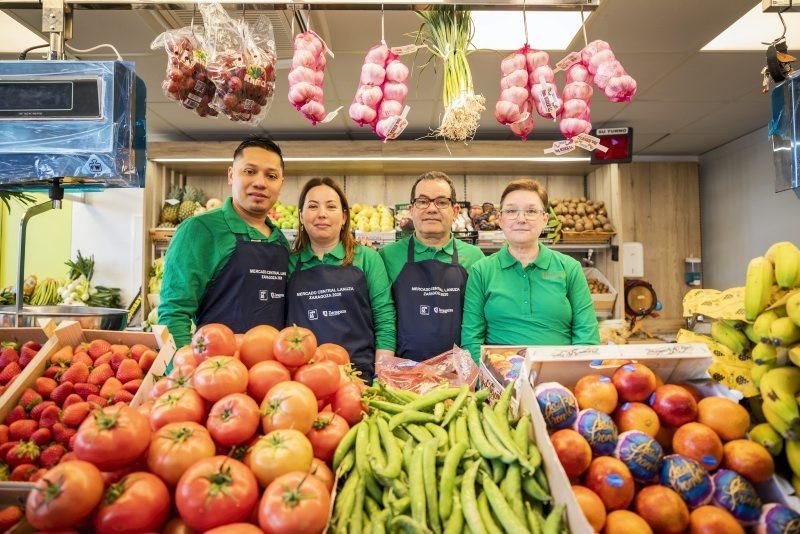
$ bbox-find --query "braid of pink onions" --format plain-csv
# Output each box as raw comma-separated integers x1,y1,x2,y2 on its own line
581,40,637,103
559,62,593,139
288,32,328,125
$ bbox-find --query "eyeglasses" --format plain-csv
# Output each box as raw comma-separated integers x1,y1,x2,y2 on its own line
501,208,547,220
412,196,454,210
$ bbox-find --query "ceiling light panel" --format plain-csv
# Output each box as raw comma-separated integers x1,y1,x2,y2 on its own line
703,2,800,51
471,11,590,51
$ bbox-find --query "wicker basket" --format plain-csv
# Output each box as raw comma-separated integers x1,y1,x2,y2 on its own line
560,230,615,243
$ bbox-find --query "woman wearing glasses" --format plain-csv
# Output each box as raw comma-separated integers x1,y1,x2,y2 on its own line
460,179,599,363
285,177,396,383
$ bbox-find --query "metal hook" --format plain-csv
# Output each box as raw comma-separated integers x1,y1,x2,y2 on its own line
779,8,788,39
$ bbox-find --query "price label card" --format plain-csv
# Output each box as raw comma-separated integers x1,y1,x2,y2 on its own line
553,51,581,73
544,139,576,155
390,44,427,56
573,132,609,153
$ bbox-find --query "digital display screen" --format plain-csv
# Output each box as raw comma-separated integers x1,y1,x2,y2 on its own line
591,127,634,164
0,82,73,111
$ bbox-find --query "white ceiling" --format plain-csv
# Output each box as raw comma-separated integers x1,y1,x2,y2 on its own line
3,0,777,155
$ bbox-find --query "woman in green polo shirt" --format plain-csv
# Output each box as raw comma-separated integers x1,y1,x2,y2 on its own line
461,179,599,363
285,177,396,383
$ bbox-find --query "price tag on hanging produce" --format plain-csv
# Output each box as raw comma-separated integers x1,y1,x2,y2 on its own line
390,44,428,56
573,133,609,153
538,75,560,120
544,139,576,156
553,51,582,73
383,106,411,141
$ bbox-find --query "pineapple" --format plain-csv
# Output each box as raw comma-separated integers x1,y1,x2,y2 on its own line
160,186,183,224
178,186,207,222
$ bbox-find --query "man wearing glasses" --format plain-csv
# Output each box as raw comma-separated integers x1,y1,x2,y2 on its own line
379,171,485,361
460,178,599,364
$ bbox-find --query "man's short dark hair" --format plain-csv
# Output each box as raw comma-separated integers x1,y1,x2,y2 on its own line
233,137,284,170
410,171,457,204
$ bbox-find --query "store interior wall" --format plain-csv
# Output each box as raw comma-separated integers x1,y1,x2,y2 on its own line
71,189,144,308
700,126,800,290
0,194,73,290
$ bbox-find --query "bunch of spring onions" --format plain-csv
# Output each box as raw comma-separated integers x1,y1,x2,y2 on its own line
416,6,485,142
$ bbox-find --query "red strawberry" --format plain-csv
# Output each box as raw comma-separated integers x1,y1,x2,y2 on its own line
110,352,128,373
30,400,55,422
0,343,19,368
30,427,51,447
18,388,42,413
29,468,47,481
0,425,7,445
43,363,65,380
49,382,74,406
87,394,109,407
61,402,91,427
116,359,142,383
110,344,130,357
0,441,17,461
99,377,122,399
139,350,157,373
130,344,149,362
10,463,37,481
39,405,61,430
112,390,134,404
60,362,89,384
122,379,143,394
88,339,112,359
34,377,58,399
5,406,24,425
6,441,40,467
74,382,99,400
69,433,77,451
49,345,73,364
52,423,76,448
72,352,93,367
20,340,41,356
62,393,83,409
0,505,22,530
39,444,66,468
88,363,114,386
8,420,37,441
94,352,113,366
0,362,21,385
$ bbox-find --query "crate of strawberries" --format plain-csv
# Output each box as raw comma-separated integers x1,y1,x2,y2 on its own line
0,321,174,487
0,323,55,408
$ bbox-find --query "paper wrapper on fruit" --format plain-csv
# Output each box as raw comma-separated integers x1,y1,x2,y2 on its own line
676,329,758,397
375,347,479,394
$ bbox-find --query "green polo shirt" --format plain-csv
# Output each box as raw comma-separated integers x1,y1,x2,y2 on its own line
289,243,396,351
460,243,600,362
378,234,486,283
159,197,291,347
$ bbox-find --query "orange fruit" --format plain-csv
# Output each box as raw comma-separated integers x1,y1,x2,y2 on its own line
575,374,619,414
584,457,635,511
696,397,749,442
572,485,606,532
603,510,653,534
551,429,592,478
634,485,689,534
721,439,775,484
672,422,724,471
614,402,660,437
612,363,658,403
688,505,744,534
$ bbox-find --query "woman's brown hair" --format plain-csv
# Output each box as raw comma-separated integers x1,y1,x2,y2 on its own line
500,178,549,209
293,177,356,266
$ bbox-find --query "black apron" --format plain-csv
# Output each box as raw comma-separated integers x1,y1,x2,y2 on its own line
197,234,288,332
392,238,468,361
286,257,376,382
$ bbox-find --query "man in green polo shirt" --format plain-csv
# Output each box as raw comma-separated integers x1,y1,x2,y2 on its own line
379,171,484,361
460,178,599,363
159,137,291,347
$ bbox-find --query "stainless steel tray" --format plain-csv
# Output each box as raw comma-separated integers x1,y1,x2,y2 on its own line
0,306,128,330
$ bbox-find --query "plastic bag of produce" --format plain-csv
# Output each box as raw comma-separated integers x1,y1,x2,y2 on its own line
201,3,276,125
150,27,218,118
375,346,478,394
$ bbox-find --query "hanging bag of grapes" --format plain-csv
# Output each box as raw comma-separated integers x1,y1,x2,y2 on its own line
200,2,277,126
150,26,218,118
